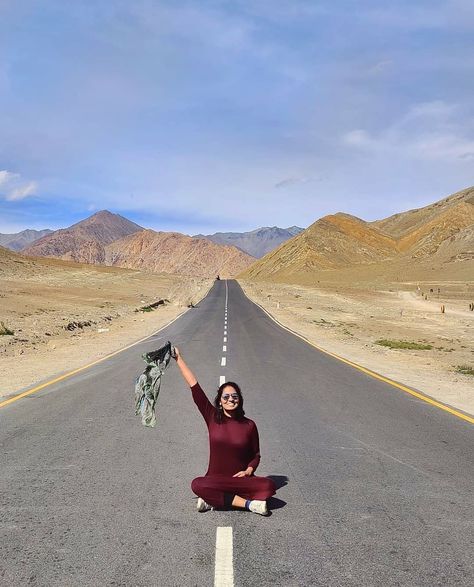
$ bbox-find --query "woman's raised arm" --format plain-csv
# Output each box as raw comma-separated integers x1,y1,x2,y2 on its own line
173,347,214,423
174,347,197,387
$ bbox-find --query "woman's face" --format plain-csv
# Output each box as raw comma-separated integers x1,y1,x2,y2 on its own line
220,385,240,413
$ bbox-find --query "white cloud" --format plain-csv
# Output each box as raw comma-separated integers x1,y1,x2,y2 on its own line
342,101,474,161
0,170,38,201
342,129,374,147
367,60,393,75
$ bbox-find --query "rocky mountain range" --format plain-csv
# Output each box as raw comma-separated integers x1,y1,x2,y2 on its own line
238,186,474,282
13,186,474,282
194,226,304,258
22,210,255,278
105,229,253,278
0,229,53,251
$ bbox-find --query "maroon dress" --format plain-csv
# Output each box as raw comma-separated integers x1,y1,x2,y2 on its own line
190,382,276,508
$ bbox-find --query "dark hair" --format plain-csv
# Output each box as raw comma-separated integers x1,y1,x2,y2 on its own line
214,381,245,424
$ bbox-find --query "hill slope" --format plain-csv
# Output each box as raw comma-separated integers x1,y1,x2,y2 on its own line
239,213,399,279
105,229,255,278
370,186,474,238
238,187,474,282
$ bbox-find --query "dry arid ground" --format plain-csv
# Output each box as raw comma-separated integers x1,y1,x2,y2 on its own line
0,258,212,397
239,279,474,416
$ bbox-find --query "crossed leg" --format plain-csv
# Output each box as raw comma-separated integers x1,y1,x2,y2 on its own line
191,474,276,509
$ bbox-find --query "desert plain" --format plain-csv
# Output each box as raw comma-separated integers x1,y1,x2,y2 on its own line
0,251,212,397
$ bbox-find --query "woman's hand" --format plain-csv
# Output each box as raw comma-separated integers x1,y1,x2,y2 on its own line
233,467,253,478
173,347,197,387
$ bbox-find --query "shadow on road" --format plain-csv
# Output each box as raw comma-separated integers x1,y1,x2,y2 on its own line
267,474,288,511
268,474,288,490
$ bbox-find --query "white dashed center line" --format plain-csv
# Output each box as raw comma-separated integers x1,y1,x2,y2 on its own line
215,526,233,586
215,283,234,585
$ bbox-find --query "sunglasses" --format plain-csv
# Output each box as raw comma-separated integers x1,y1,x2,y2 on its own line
221,393,239,402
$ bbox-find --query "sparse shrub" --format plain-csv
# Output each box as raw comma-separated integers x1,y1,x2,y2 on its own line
313,318,335,327
0,321,14,335
375,339,433,350
455,365,474,376
64,320,93,331
135,299,167,313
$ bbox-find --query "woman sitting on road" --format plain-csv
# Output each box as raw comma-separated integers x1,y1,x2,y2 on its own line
174,347,276,515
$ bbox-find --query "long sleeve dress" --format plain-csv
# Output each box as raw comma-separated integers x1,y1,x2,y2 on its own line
190,382,276,508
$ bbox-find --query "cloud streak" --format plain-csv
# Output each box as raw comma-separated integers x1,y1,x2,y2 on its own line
342,101,474,161
274,176,312,189
0,170,38,201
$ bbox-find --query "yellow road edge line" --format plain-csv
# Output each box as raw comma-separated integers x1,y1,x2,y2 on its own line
0,308,188,409
241,287,474,425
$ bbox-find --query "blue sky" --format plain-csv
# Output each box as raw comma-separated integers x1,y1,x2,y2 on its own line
1,0,473,233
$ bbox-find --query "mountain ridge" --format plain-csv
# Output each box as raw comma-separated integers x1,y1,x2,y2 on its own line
22,212,255,278
0,229,53,251
195,225,304,258
238,186,474,281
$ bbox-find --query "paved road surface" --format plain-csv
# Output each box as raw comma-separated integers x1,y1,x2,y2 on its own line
1,280,473,586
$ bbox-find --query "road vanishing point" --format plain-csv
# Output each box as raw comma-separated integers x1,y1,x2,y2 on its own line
1,280,473,586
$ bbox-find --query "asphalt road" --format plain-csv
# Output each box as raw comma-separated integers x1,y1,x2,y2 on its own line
1,279,473,586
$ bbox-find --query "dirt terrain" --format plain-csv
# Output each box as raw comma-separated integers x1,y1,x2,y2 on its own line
0,252,212,397
239,279,474,416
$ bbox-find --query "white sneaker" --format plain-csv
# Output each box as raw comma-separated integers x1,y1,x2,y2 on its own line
248,500,268,516
196,497,213,512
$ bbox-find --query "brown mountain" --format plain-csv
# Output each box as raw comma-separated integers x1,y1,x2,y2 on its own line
23,210,143,263
238,186,474,282
370,186,474,238
371,187,474,258
105,229,255,278
238,213,399,280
